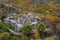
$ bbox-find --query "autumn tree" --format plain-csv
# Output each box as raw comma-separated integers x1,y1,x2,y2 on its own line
48,1,56,11
0,32,10,40
13,0,31,11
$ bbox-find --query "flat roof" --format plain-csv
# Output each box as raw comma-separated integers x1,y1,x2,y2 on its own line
16,23,23,27
31,22,38,25
9,19,16,23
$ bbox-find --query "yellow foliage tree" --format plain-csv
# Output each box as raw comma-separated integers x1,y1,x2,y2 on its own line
0,32,10,40
33,32,40,39
45,35,57,40
43,10,57,23
13,0,30,10
29,5,37,12
48,1,56,10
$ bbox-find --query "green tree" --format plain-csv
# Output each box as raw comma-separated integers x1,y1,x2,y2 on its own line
0,22,8,32
38,23,46,32
11,36,19,40
38,22,46,39
1,15,6,21
22,25,34,40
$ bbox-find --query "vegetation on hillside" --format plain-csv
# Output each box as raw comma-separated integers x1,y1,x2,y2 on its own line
0,0,60,40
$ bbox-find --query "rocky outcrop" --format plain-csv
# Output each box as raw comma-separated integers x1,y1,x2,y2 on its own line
0,3,22,17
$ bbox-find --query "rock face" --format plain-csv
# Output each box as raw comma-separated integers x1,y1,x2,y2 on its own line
0,0,59,5
31,0,59,5
0,3,22,17
0,0,17,4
